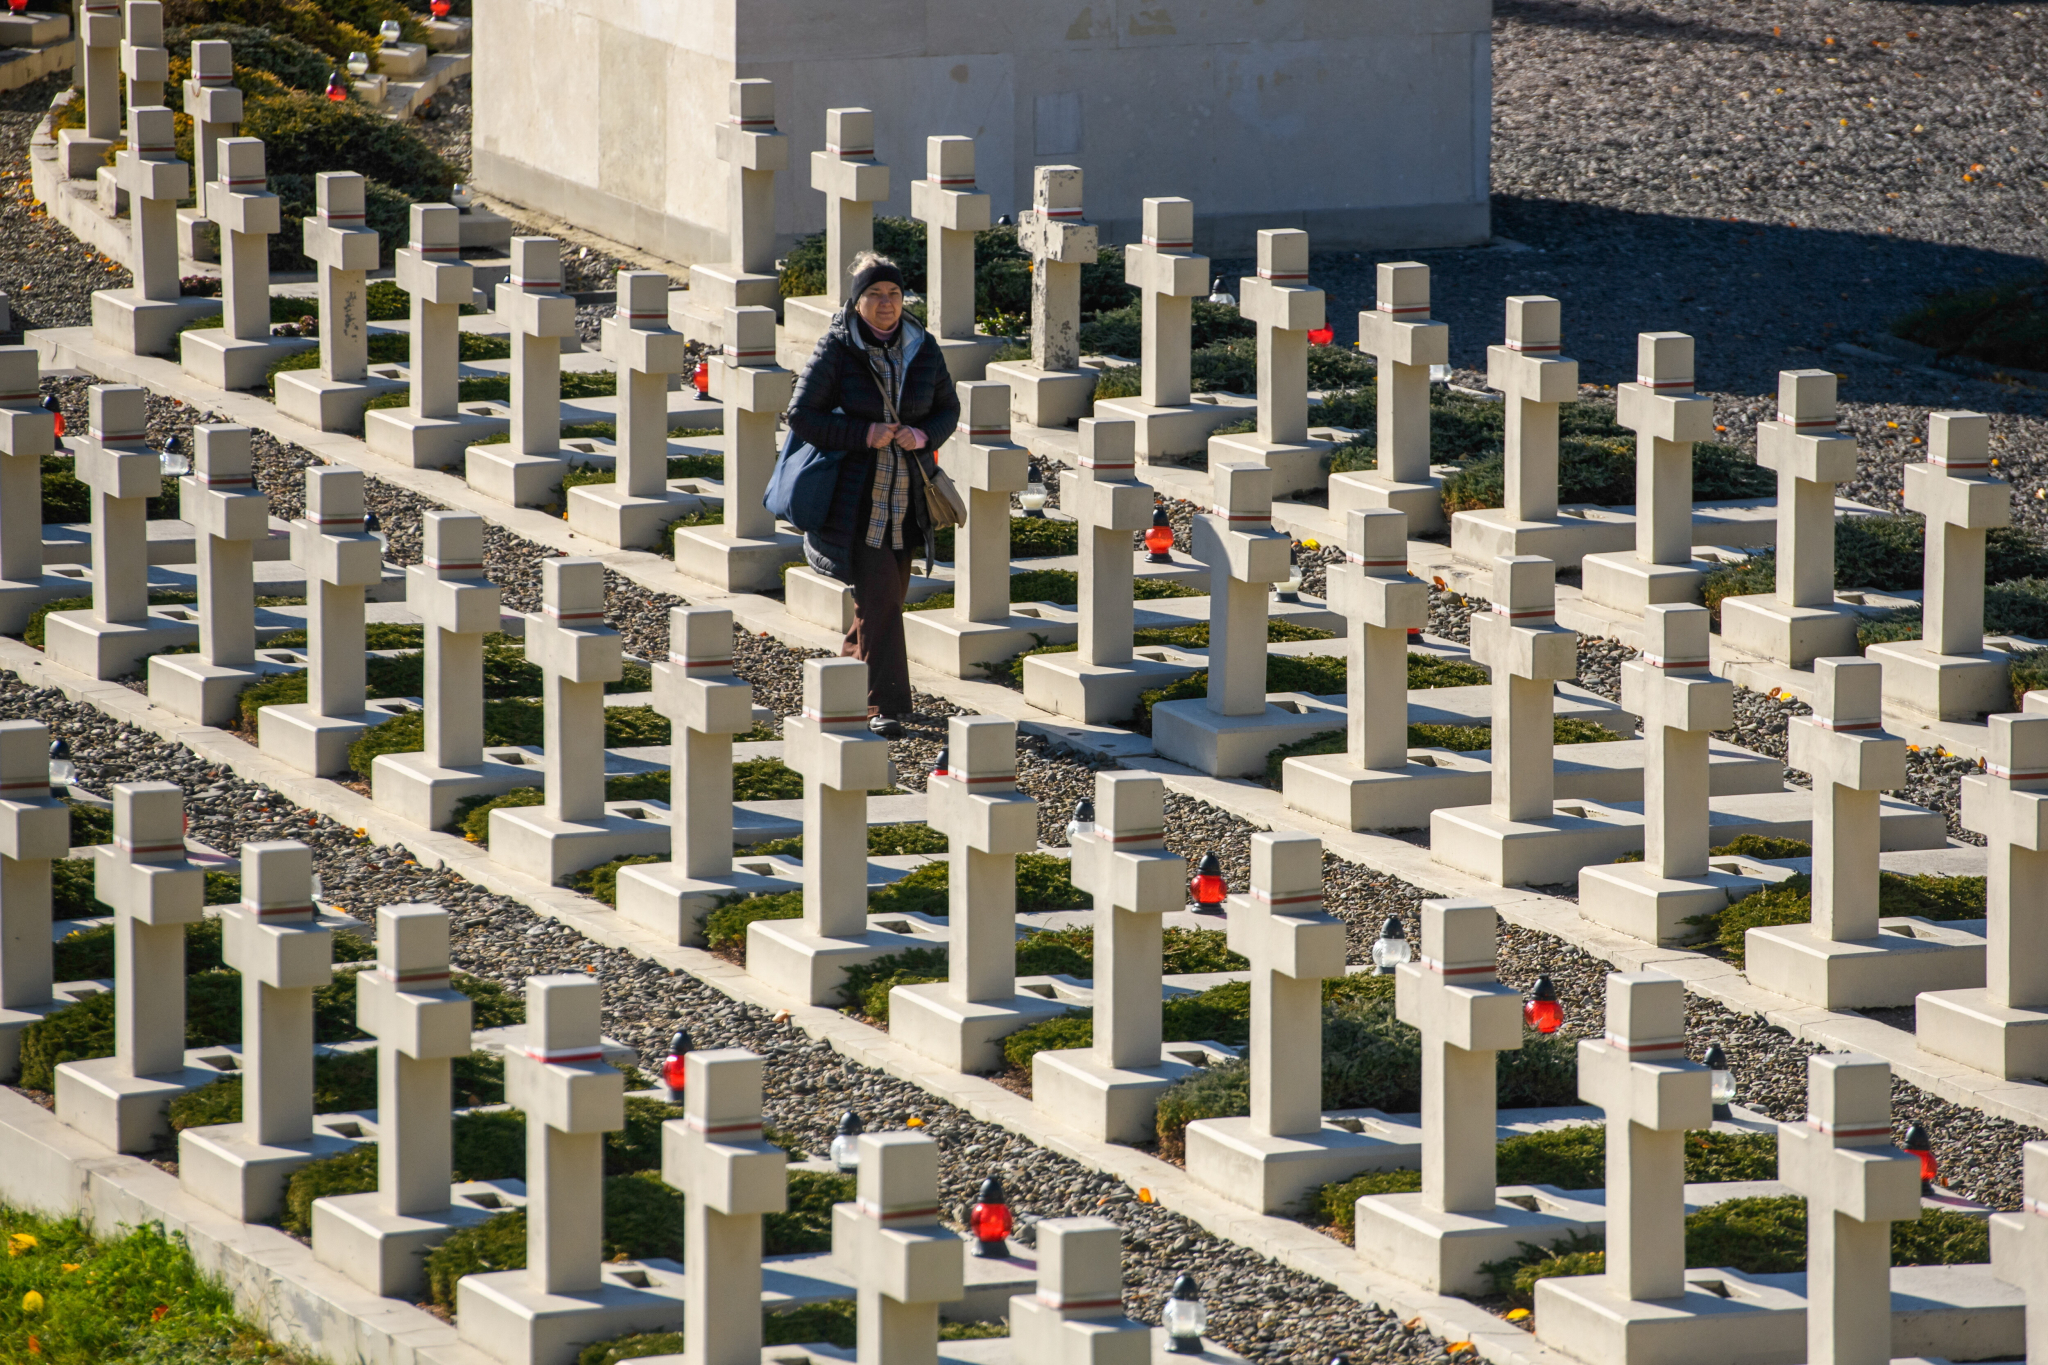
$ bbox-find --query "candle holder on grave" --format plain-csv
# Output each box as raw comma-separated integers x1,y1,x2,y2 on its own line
1203,228,1332,498
273,172,406,432
0,346,74,636
569,271,698,549
1096,197,1248,461
1330,262,1450,534
365,201,508,468
465,236,577,508
1448,296,1635,574
986,164,1101,432
778,107,889,369
674,79,787,360
909,134,1006,381
1867,410,2016,721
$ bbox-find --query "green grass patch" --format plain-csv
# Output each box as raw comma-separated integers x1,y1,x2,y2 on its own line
931,516,1077,563
1688,871,1989,965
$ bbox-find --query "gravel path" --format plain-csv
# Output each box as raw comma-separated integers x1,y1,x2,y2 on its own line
0,75,132,334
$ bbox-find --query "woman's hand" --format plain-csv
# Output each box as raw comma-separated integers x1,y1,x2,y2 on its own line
892,426,928,451
866,422,900,449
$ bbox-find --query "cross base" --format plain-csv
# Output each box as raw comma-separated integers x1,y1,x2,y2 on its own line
1744,920,1986,1009
745,918,928,1007
1578,862,1759,947
365,407,510,470
985,360,1097,430
1149,698,1347,778
776,295,838,371
57,129,113,179
148,654,293,728
1092,395,1249,462
273,369,408,435
614,861,799,947
930,334,1011,383
1328,469,1445,535
178,330,315,391
178,1122,363,1223
1021,652,1198,726
1030,1047,1199,1144
1281,752,1490,832
256,703,381,778
674,524,806,595
54,1055,218,1154
1533,1268,1808,1365
1206,432,1332,501
90,291,219,359
487,805,668,885
566,483,705,551
1918,988,2048,1080
903,609,1082,678
457,1264,689,1365
1718,593,1860,669
1450,507,1637,572
369,750,544,832
1352,1189,1604,1295
1183,1116,1412,1215
43,608,199,680
1865,640,2014,724
1580,552,1713,615
312,1188,507,1298
0,577,95,636
465,445,569,510
887,982,1071,1074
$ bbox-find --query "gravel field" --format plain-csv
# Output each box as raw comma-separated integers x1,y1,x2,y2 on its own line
0,76,131,334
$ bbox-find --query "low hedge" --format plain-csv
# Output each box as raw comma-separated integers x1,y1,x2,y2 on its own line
1688,871,1988,965
424,1171,687,1308
749,824,950,859
171,1049,507,1134
564,855,664,906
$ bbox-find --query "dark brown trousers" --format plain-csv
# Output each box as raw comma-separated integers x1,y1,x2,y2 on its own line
841,519,916,718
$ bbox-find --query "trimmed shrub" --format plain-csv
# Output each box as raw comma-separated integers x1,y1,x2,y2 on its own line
564,855,663,906
766,1170,856,1254
1891,271,2048,373
1407,653,1490,689
455,787,544,844
1014,927,1096,977
424,1171,689,1307
703,890,803,955
931,515,1078,563
733,757,805,800
1689,871,1988,964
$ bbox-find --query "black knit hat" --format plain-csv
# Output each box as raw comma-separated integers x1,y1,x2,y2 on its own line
849,257,906,302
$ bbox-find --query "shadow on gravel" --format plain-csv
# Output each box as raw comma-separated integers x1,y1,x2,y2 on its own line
1225,197,2048,403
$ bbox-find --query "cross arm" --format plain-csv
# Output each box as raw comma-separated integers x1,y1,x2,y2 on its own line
0,799,67,862
1327,567,1426,634
911,180,991,234
1578,1039,1711,1132
1125,244,1208,298
357,969,473,1060
1469,612,1577,683
662,1122,788,1216
1620,668,1733,734
1238,277,1325,334
1902,462,2012,532
1960,776,2048,852
1394,965,1524,1053
1617,386,1715,445
811,152,889,203
394,250,475,307
97,850,205,927
831,1203,966,1305
1485,348,1579,404
182,477,269,543
407,568,502,637
206,183,278,237
1786,720,1907,792
717,123,788,173
78,446,162,502
1224,902,1345,980
1359,310,1448,368
653,668,754,738
1777,1124,1922,1223
1191,515,1289,584
1756,424,1856,484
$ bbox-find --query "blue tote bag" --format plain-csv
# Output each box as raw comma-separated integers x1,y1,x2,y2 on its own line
762,429,846,533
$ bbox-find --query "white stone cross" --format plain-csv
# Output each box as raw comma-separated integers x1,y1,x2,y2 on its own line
1469,555,1577,821
929,716,1036,1005
1123,197,1206,409
1905,410,2010,656
810,108,889,307
1235,228,1322,447
1624,604,1732,880
785,657,891,939
717,78,787,280
1192,462,1290,717
206,137,279,343
148,424,269,726
1018,165,1097,372
0,721,67,1022
60,1,121,174
1393,898,1521,1213
1330,508,1427,771
1008,1217,1149,1365
1066,417,1149,667
412,511,499,771
654,605,751,881
829,1131,963,1365
1787,658,1906,942
1577,972,1709,1301
1485,297,1579,523
78,384,157,628
605,270,690,502
525,557,621,824
1619,332,1715,568
120,0,166,111
0,346,56,616
911,135,990,347
1069,773,1184,1071
503,973,625,1295
221,840,332,1146
396,202,472,422
660,1047,786,1365
1760,370,1858,612
694,303,793,563
303,172,379,384
1358,261,1449,494
1225,832,1342,1138
97,782,204,1081
950,381,1028,626
184,39,240,211
352,902,471,1216
116,105,186,303
1778,1052,1920,1365
500,235,574,457
1961,713,2048,1010
297,466,382,723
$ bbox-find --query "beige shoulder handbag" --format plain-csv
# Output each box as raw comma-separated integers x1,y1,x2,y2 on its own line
876,381,966,529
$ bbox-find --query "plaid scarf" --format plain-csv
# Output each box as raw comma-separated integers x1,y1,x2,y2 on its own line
860,320,911,551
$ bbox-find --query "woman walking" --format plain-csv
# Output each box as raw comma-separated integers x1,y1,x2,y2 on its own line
785,252,961,738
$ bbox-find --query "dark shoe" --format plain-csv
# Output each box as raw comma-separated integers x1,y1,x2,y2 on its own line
869,715,904,739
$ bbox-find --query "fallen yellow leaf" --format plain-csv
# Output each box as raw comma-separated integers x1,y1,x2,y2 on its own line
8,1233,37,1256
1505,1308,1532,1322
59,1264,78,1274
906,1115,925,1127
1137,1188,1154,1203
